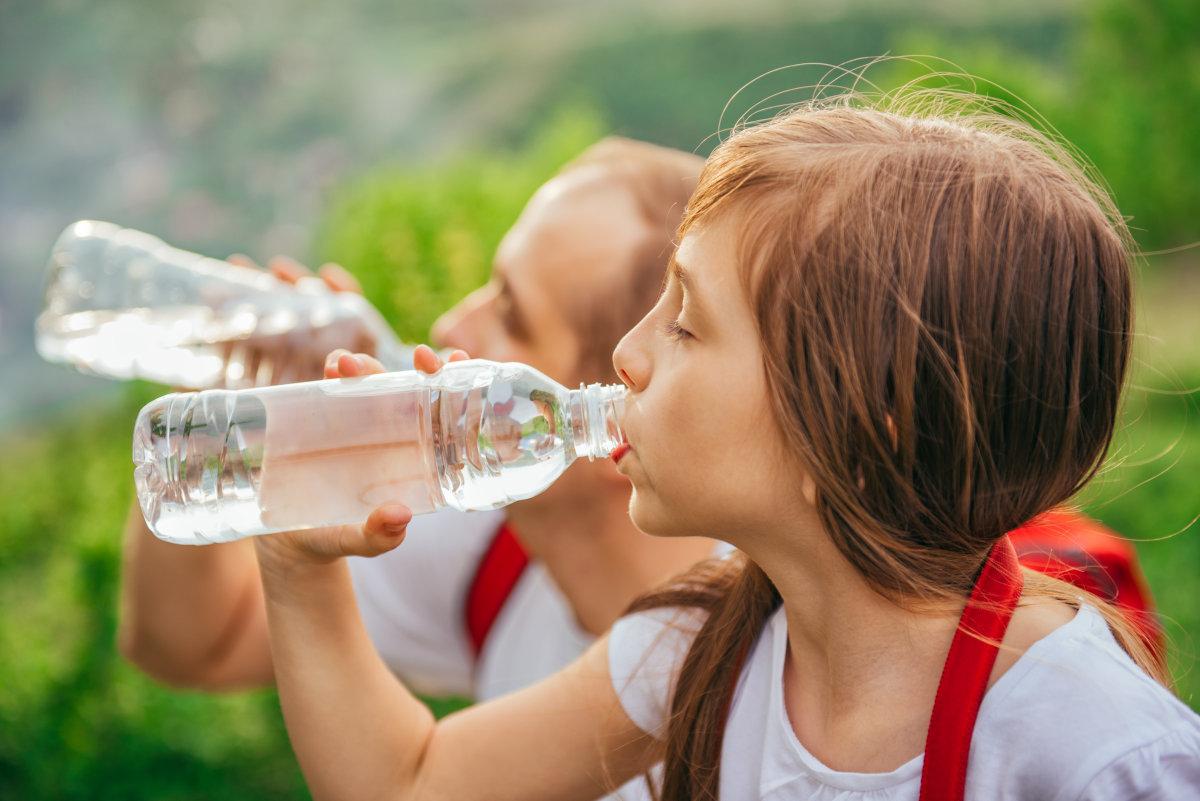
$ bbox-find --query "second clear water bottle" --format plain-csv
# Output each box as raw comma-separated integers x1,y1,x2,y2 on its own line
133,360,627,544
37,220,421,387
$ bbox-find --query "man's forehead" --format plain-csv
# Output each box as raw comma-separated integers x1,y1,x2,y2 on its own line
504,182,647,275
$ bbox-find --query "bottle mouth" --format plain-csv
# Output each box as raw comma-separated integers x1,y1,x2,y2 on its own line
577,383,627,461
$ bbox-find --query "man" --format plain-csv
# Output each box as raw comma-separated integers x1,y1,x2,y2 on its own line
118,138,717,706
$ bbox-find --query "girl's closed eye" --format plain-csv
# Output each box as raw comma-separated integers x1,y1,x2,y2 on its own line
663,317,693,341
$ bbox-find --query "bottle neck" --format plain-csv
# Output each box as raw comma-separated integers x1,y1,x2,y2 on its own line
566,383,627,460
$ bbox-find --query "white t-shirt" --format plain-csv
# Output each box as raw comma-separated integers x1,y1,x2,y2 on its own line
347,507,653,800
609,601,1200,800
347,507,594,699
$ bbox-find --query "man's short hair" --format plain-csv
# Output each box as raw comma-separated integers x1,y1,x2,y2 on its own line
558,137,704,382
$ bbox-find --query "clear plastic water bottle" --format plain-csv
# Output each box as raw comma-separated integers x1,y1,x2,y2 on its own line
132,359,627,544
36,220,420,388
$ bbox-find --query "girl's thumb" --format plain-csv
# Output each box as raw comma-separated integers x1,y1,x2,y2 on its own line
355,504,414,556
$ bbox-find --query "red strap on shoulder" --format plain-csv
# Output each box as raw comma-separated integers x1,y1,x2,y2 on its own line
465,524,530,658
1009,510,1163,659
920,537,1024,801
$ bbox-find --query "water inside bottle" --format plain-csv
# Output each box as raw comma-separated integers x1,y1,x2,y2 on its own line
134,363,615,543
37,306,231,386
39,298,391,388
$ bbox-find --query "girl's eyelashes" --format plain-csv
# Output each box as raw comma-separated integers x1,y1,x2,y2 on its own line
662,318,693,341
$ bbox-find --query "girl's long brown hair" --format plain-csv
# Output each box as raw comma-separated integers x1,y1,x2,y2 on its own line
625,83,1167,801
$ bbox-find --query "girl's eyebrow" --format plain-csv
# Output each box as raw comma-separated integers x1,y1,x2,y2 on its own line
669,255,712,325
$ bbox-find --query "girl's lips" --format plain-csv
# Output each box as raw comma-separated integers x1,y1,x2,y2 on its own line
610,441,631,464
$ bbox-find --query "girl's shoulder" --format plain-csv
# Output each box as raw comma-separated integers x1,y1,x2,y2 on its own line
608,605,712,738
972,603,1200,799
609,602,1200,799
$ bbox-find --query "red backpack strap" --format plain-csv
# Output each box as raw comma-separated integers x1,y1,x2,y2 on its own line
465,523,530,658
920,537,1024,801
1009,510,1163,660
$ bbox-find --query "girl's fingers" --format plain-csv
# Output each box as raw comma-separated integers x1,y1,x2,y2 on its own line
412,344,442,374
361,504,413,549
318,263,363,295
268,255,312,285
283,506,411,561
324,507,410,559
447,349,470,362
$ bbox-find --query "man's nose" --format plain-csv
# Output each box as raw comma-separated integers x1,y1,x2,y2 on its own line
429,309,462,351
430,287,489,352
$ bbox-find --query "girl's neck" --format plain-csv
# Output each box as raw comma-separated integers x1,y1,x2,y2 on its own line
738,515,1075,773
508,490,716,637
731,518,960,772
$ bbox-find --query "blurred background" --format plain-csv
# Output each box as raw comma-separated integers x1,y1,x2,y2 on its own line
1,0,1197,797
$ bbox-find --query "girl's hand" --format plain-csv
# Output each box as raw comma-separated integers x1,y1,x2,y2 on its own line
253,344,470,572
321,343,469,379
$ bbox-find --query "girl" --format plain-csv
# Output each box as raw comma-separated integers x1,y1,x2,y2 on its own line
252,88,1200,800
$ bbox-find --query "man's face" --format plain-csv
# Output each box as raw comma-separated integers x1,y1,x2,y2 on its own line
431,168,647,387
429,169,649,516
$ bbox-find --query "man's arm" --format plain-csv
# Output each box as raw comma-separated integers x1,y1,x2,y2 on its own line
118,499,274,689
117,256,367,691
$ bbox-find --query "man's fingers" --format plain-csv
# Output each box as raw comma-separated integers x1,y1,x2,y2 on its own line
356,354,386,374
324,348,352,377
336,353,364,377
268,255,312,285
330,351,385,378
228,253,260,270
318,263,363,295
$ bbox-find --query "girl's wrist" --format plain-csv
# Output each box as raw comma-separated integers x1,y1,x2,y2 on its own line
253,535,347,604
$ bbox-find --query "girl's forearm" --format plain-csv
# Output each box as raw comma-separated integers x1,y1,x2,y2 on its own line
257,550,435,801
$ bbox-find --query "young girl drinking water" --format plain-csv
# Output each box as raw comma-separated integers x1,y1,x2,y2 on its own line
251,87,1200,800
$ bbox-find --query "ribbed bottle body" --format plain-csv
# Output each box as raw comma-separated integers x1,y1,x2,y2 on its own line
133,360,626,544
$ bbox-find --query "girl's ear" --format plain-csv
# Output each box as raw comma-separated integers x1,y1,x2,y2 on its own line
800,473,818,506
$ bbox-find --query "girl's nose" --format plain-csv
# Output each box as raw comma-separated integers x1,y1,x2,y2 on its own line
612,324,650,392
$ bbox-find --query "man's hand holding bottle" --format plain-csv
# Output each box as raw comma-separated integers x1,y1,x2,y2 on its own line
217,254,378,388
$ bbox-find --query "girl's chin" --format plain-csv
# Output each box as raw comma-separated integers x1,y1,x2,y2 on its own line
628,490,694,539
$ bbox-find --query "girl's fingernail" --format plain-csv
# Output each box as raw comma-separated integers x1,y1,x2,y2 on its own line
380,506,410,526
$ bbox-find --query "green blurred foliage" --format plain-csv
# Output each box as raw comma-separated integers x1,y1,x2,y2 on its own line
0,382,309,800
2,2,1198,798
315,104,606,341
880,0,1200,251
514,11,1074,158
0,110,598,800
